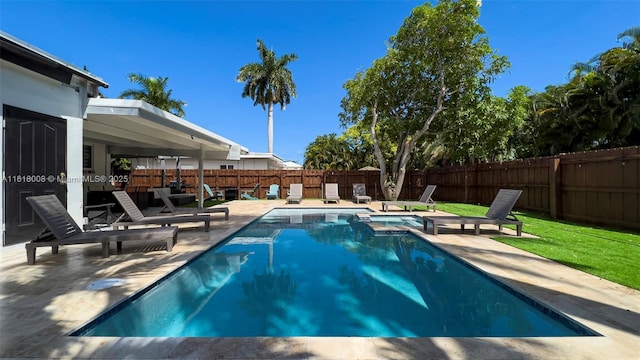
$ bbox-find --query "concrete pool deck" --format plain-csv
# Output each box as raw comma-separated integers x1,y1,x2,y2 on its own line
0,200,638,359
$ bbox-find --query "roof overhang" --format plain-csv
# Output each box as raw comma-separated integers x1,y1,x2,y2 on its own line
84,98,248,159
241,152,284,161
1,31,108,88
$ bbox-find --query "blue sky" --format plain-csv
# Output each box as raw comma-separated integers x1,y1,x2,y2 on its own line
1,1,638,164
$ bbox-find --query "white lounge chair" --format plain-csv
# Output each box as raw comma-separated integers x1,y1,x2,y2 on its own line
287,184,303,204
323,183,340,203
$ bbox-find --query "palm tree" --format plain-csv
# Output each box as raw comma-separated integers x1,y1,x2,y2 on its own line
118,73,187,117
237,39,298,153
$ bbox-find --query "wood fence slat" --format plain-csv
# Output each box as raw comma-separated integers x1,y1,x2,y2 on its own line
127,146,639,231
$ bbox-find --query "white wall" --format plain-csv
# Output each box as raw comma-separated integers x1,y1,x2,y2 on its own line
1,59,91,242
0,61,85,117
239,158,270,170
133,158,242,170
64,116,84,222
132,157,285,170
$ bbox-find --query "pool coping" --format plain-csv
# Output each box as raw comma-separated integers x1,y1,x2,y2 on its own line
1,200,638,359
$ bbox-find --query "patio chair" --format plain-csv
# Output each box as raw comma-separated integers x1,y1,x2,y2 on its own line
241,183,260,200
382,185,437,212
287,183,303,204
323,183,340,203
266,184,280,200
423,189,523,236
111,191,210,232
203,184,223,201
24,195,178,265
352,183,371,204
157,190,229,220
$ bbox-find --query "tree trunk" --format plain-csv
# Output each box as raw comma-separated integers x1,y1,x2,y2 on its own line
267,102,274,153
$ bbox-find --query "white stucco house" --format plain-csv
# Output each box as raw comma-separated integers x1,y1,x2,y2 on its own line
282,160,303,170
131,152,289,171
0,31,283,247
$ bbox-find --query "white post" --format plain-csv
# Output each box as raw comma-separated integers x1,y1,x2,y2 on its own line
198,148,204,208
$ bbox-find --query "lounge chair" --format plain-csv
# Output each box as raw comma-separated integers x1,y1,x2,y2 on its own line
203,184,223,201
112,191,210,232
24,195,178,265
323,183,340,203
287,184,303,204
382,185,437,212
241,183,260,200
266,184,279,200
158,190,229,220
352,183,371,204
423,189,523,236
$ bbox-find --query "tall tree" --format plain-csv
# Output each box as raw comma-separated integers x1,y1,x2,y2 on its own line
237,39,298,153
340,0,508,200
439,86,531,163
118,73,187,117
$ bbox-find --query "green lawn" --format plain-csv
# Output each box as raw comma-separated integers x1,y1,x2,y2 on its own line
433,202,640,291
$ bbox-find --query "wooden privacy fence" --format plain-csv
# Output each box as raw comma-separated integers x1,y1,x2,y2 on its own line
129,169,325,200
404,147,639,231
129,146,639,231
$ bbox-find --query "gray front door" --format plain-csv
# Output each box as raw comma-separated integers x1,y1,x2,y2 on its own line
3,105,67,246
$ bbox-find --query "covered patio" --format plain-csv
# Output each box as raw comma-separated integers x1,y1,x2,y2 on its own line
82,97,248,212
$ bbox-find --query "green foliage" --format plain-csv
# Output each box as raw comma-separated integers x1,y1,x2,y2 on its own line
437,202,640,290
340,0,508,199
237,39,298,111
179,199,227,208
110,157,131,172
519,26,640,156
303,134,354,170
437,86,531,164
118,73,187,117
237,39,298,153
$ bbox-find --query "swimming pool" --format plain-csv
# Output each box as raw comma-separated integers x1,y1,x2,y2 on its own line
74,208,597,337
366,214,423,227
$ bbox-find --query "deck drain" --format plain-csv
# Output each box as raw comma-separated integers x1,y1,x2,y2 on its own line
87,278,126,290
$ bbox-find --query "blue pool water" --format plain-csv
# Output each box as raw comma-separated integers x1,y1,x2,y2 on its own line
367,215,423,227
75,208,596,337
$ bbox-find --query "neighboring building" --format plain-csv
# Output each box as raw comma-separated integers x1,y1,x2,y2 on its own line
0,32,283,247
282,160,303,170
131,152,288,171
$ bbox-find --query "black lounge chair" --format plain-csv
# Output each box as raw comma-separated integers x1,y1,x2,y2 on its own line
157,190,229,220
423,189,523,236
25,195,178,265
382,184,437,212
112,191,210,232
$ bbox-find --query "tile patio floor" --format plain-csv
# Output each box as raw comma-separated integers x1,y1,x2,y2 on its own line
0,200,638,359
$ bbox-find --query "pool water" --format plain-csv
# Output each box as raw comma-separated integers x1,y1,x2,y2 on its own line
75,208,596,337
367,215,423,227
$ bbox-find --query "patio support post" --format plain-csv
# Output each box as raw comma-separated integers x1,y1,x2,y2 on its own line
198,148,204,208
161,158,166,188
176,157,181,189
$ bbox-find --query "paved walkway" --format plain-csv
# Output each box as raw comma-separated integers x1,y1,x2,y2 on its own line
1,200,638,359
